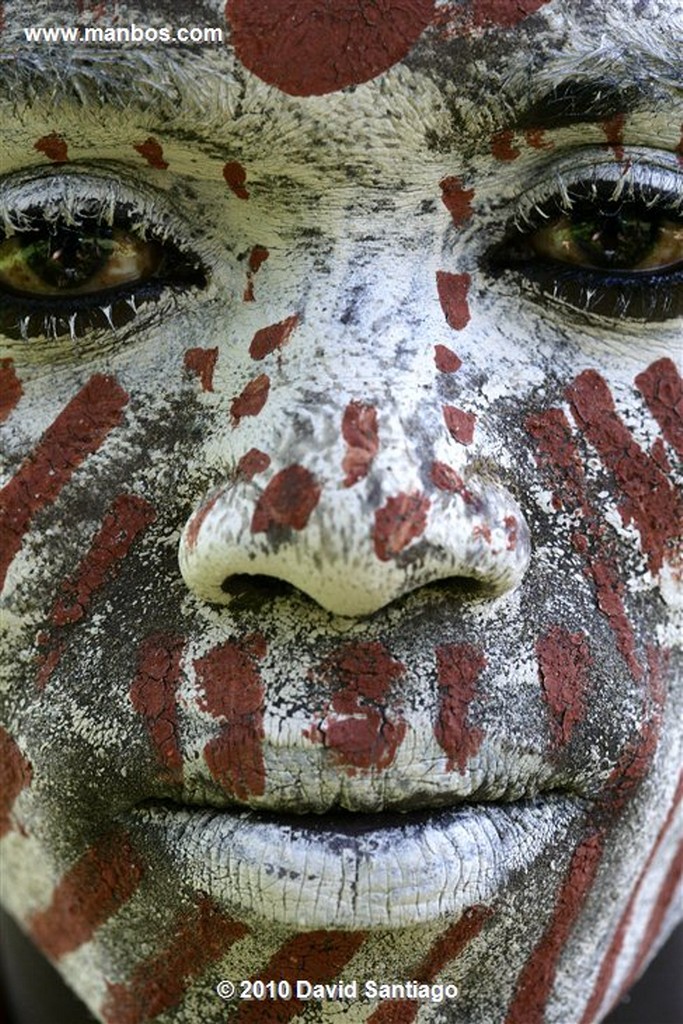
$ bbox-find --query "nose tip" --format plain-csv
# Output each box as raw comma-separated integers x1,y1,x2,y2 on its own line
179,466,531,617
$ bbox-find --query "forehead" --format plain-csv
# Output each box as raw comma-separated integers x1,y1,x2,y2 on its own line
2,0,681,114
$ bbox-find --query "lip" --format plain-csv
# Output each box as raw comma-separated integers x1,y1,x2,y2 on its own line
126,794,588,929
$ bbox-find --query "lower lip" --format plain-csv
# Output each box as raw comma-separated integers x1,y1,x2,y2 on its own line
127,795,586,929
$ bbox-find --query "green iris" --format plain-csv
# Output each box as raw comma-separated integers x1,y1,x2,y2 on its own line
21,223,115,290
567,208,659,270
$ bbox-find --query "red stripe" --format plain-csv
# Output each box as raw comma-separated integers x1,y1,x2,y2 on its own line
29,830,144,960
0,374,128,589
567,369,682,575
0,727,32,837
505,829,606,1024
129,633,186,782
526,407,642,679
537,627,592,750
366,905,493,1024
308,641,407,771
580,773,683,1024
0,358,23,421
195,635,268,800
434,643,487,772
51,495,156,626
233,930,368,1023
102,896,248,1024
635,357,683,458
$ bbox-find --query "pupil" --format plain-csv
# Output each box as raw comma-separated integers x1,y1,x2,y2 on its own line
22,222,114,289
569,207,658,269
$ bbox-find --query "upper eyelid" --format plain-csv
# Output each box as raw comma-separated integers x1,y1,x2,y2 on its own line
0,164,204,250
504,147,683,230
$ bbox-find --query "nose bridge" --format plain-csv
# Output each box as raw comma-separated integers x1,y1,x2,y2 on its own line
179,372,531,616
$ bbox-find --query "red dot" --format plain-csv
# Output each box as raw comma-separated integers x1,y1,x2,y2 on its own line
226,0,435,97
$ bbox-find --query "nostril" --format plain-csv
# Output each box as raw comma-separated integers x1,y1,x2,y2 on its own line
220,574,297,611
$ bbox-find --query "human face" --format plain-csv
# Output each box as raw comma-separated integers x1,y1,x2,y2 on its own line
0,1,681,1022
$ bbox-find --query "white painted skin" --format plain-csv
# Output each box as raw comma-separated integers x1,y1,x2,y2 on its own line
0,1,682,1023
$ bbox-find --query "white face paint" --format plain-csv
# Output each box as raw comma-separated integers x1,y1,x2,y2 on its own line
1,1,681,1022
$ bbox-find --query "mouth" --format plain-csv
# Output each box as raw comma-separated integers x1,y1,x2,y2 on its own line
126,792,588,930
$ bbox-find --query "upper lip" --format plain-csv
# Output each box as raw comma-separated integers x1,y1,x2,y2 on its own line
144,762,586,817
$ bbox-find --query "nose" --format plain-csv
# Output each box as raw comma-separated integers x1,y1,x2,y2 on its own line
178,433,530,619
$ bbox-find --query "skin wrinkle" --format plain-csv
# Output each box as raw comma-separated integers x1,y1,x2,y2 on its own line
0,1,681,1022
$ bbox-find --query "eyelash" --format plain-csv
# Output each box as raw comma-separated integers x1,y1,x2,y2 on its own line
488,158,683,323
0,176,208,344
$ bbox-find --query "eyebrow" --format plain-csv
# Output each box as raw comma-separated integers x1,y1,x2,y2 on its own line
512,78,674,132
0,49,225,119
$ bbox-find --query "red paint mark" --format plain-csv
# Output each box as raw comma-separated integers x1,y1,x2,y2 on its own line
223,160,249,199
184,347,218,392
472,523,491,543
237,448,271,480
650,437,671,473
367,905,493,1024
537,627,592,749
230,373,270,424
129,634,185,783
580,772,683,1024
491,129,520,161
443,405,476,445
243,245,270,301
600,647,666,816
635,357,683,459
34,133,68,162
590,559,642,681
676,123,683,167
504,514,518,550
373,491,430,561
29,830,144,960
436,270,471,330
308,642,406,772
341,400,379,487
506,829,606,1024
601,113,626,161
249,244,270,274
567,369,682,576
50,495,156,627
0,358,22,421
0,375,128,590
184,490,221,553
434,344,462,373
251,465,321,533
526,407,642,679
227,0,434,97
524,128,553,150
133,137,168,170
35,638,66,690
194,636,267,800
434,643,487,772
0,728,32,838
439,176,475,226
249,314,299,360
102,896,248,1024
430,460,474,503
233,930,367,1023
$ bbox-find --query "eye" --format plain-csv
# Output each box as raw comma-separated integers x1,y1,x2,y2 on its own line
489,158,683,323
0,176,208,343
529,205,683,273
0,221,162,296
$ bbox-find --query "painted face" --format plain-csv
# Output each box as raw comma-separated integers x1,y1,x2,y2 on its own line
1,1,681,1022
